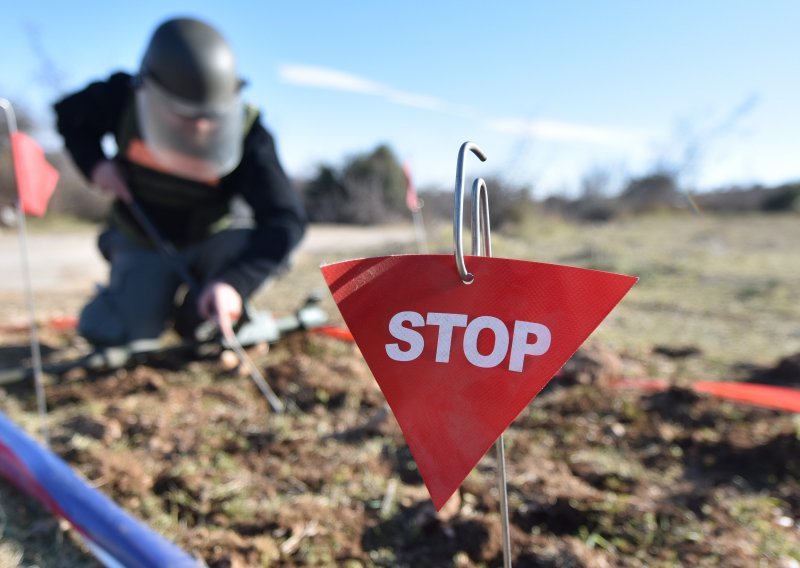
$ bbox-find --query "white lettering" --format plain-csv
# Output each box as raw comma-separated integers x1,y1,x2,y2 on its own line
426,312,468,363
509,320,552,372
384,311,552,372
463,316,509,368
386,311,425,361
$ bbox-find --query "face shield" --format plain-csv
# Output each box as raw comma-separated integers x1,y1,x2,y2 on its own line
135,76,244,181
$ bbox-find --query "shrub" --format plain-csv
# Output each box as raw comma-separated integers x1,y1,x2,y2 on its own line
302,144,407,225
761,183,800,213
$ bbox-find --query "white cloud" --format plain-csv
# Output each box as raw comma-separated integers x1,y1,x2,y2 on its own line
278,63,450,112
385,91,446,111
278,64,382,94
278,63,647,150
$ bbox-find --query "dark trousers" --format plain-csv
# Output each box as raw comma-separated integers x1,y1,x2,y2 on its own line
78,227,254,347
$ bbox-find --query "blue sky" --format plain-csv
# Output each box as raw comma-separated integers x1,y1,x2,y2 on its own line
1,1,798,196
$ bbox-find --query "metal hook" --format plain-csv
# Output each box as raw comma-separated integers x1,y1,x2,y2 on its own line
454,141,487,283
465,156,512,568
471,177,492,258
0,98,19,134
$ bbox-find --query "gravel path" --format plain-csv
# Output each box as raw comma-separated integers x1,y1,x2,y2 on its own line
0,224,416,292
0,223,417,322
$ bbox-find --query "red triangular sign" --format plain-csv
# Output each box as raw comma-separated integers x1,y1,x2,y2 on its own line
322,255,636,509
11,131,59,217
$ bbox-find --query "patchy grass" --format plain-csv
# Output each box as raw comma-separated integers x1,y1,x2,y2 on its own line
488,213,800,375
1,212,799,567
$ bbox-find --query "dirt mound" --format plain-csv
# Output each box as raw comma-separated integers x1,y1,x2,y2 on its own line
1,328,799,567
752,352,800,387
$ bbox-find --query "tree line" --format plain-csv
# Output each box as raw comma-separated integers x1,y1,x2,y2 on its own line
2,102,798,229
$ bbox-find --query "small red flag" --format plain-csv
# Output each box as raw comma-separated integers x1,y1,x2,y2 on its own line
402,162,419,212
11,131,59,217
322,255,636,509
692,381,800,413
612,378,800,413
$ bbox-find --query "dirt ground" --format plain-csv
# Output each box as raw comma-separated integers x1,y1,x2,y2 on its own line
0,218,798,567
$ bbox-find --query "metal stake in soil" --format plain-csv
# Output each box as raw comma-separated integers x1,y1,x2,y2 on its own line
127,197,284,413
1,98,50,446
221,324,285,414
453,141,512,567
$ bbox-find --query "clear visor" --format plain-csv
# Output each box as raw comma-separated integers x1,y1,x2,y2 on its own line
135,77,244,181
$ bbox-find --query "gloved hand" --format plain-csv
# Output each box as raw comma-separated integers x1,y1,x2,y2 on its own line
91,160,132,203
198,282,243,338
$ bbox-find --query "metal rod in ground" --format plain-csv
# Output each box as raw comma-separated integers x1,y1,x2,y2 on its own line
496,434,512,568
1,98,50,446
411,207,428,254
16,204,50,446
222,326,284,414
465,164,511,566
125,196,283,413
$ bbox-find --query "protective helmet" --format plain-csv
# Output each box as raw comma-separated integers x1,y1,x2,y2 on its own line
135,17,245,180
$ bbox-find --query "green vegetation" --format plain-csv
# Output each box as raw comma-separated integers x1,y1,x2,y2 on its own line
480,213,799,375
3,65,798,567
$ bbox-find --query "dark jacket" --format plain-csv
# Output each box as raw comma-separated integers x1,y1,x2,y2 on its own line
54,72,307,298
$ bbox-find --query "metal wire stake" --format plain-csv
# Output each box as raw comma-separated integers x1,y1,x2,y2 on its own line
471,176,512,568
1,98,50,446
411,206,428,254
126,193,283,413
222,324,285,414
453,141,487,284
453,142,512,566
495,434,512,568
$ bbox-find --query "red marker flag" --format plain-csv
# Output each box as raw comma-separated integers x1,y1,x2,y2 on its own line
322,254,636,509
11,131,59,217
402,162,420,212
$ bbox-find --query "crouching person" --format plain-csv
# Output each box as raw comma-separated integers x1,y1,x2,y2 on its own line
54,17,307,350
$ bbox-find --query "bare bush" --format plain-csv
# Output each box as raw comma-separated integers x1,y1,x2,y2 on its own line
618,172,684,214
415,176,537,233
302,144,407,225
761,183,800,213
